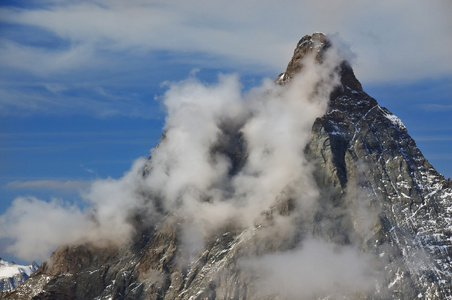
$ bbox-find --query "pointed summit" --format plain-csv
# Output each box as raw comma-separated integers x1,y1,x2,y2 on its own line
276,33,329,84
277,32,363,94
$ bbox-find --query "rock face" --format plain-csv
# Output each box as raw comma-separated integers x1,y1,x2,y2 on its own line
0,259,38,293
303,44,452,299
3,33,452,300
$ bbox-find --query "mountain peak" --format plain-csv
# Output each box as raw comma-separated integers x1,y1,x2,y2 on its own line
277,32,329,84
3,34,452,300
294,32,330,58
277,32,363,94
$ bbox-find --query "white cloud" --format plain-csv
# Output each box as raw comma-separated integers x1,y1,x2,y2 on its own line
0,43,344,262
0,196,92,260
241,238,376,299
0,158,153,261
0,39,97,76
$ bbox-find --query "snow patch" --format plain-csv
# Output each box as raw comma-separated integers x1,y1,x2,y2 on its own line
379,107,406,129
0,259,38,279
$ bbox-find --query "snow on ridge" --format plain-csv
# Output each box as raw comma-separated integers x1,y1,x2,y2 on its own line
379,107,406,129
0,259,38,279
385,113,406,129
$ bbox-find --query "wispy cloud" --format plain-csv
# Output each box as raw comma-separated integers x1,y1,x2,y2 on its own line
5,180,91,191
0,39,97,76
1,0,451,79
0,128,162,155
414,136,452,142
0,0,451,118
0,82,162,118
421,104,452,112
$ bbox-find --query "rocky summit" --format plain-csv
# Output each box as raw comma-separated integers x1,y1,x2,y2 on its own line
3,33,452,300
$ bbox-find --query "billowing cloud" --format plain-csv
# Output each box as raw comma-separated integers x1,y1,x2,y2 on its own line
241,238,376,299
0,196,91,260
0,41,344,257
0,38,382,297
0,158,152,260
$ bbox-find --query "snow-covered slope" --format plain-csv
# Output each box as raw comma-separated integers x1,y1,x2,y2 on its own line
0,259,38,292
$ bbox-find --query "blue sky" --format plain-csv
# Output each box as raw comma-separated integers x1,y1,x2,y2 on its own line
0,0,451,263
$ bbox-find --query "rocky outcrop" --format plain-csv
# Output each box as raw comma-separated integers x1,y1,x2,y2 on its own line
3,33,452,300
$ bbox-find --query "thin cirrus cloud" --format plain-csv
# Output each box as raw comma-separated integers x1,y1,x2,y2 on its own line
0,0,451,118
414,136,452,142
1,0,451,80
5,179,91,191
0,38,96,75
0,82,161,118
421,104,452,112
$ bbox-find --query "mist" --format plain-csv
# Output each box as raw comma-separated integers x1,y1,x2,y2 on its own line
0,39,381,296
241,237,375,299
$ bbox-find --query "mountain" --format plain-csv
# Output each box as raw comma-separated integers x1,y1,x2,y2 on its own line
0,259,38,293
3,33,452,300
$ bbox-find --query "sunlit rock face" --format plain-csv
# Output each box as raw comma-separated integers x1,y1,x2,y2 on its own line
3,33,452,300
